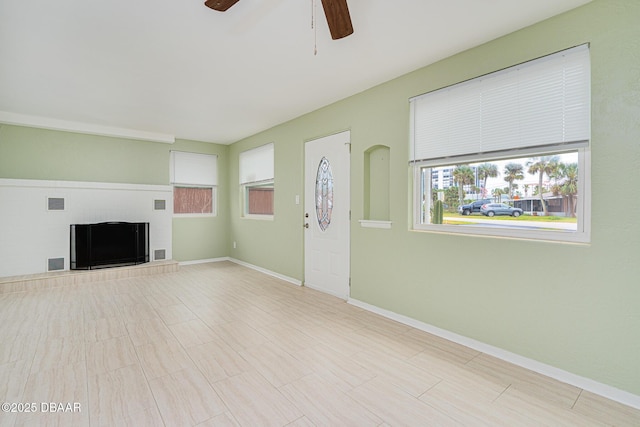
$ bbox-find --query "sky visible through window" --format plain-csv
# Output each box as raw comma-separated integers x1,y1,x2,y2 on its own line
434,152,578,198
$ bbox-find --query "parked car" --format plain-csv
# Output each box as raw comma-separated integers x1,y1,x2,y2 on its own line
457,199,492,215
480,203,523,217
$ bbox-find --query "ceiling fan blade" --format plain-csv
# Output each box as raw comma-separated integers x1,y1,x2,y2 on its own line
320,0,354,40
204,0,240,12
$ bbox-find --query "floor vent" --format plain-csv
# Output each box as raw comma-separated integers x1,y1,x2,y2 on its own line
154,249,166,260
48,258,65,271
47,197,65,211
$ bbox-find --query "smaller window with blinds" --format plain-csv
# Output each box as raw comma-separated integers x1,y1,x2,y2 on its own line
410,44,591,243
170,151,218,216
239,142,274,218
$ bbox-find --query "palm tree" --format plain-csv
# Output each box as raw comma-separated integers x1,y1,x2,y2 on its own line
558,162,579,217
477,163,498,197
444,186,459,211
503,163,524,201
526,156,559,216
492,187,504,203
453,165,475,207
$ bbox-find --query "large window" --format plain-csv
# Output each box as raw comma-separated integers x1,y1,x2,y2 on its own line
239,143,274,218
170,151,217,216
410,45,590,243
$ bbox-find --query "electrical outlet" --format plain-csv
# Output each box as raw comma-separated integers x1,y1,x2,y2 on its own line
233,241,237,249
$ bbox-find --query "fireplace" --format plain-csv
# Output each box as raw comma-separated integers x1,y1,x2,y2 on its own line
70,222,149,270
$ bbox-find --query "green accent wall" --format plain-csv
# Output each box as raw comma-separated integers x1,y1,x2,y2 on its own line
228,0,640,396
170,139,230,262
0,125,230,262
0,125,169,184
228,129,306,281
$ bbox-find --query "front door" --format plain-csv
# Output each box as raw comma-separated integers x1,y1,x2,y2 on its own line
304,130,350,299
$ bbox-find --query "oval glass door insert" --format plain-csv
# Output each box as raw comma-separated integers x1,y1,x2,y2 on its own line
315,157,334,231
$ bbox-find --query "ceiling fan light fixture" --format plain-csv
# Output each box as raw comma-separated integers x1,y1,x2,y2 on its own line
204,0,240,12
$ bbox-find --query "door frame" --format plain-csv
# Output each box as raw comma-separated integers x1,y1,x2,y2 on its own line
303,130,351,300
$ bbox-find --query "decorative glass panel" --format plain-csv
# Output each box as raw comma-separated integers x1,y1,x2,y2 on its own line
315,157,334,231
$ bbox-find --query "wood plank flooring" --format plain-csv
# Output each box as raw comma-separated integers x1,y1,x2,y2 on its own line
1,261,639,426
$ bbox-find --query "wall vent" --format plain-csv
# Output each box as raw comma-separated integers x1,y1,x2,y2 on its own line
47,197,65,211
154,249,166,260
154,199,166,210
48,257,65,271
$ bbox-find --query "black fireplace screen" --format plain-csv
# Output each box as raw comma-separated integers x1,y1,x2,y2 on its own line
70,222,149,270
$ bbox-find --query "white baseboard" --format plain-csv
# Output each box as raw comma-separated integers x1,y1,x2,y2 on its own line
227,258,302,287
348,297,640,410
178,257,231,266
178,257,301,287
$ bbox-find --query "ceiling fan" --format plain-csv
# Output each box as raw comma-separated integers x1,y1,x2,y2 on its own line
203,0,354,40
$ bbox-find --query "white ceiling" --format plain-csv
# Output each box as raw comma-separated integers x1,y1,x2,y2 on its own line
0,0,592,144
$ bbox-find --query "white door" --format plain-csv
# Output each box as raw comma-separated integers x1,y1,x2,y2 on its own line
304,131,350,300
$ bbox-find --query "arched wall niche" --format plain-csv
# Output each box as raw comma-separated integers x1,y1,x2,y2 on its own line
363,144,390,221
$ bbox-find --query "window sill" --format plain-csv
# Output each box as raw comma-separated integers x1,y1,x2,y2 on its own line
412,223,589,245
242,214,274,221
359,220,392,229
173,213,217,218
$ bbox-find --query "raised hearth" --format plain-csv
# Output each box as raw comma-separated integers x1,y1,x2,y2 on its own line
0,260,179,294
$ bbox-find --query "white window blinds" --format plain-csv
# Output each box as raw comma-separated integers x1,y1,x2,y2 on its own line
410,44,590,163
170,151,218,186
239,142,274,184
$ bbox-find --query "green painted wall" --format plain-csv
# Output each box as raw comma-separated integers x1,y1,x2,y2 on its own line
0,125,169,184
170,139,230,262
228,129,307,281
229,0,640,395
0,125,230,262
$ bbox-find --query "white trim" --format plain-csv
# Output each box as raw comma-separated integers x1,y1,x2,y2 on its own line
241,181,275,218
412,146,591,244
303,282,348,300
228,258,302,286
358,220,392,229
348,297,640,410
241,214,274,221
178,257,231,266
179,257,302,287
0,178,172,193
304,129,352,145
0,111,175,144
173,213,218,218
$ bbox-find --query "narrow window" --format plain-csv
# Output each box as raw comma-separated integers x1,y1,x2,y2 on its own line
239,143,275,218
170,151,218,216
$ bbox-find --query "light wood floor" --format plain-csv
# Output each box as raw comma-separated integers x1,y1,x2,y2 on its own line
1,261,639,426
